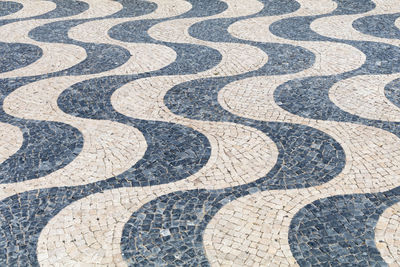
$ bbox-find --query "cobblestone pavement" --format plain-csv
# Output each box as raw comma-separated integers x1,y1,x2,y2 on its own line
1,0,400,266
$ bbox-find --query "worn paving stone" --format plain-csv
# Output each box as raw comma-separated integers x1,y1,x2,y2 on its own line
1,0,400,266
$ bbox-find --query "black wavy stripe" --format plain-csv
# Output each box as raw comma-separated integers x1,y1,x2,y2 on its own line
384,78,400,109
353,13,400,40
0,120,83,183
0,43,42,74
290,187,400,266
0,1,22,17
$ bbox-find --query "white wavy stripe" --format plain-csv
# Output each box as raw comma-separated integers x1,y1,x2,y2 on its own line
0,0,56,20
5,0,124,21
0,0,192,194
108,1,358,265
220,76,400,193
113,76,279,189
37,115,279,266
329,74,400,121
204,128,400,264
310,0,400,45
69,24,177,76
74,0,122,19
123,0,193,20
375,202,400,266
223,0,400,192
68,0,194,44
110,0,277,189
396,16,400,30
224,0,400,192
0,0,194,78
0,122,23,165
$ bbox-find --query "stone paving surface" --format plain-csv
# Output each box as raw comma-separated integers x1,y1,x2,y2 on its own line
0,0,400,266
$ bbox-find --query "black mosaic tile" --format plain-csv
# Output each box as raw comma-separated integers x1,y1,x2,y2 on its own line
0,1,22,17
289,188,400,266
353,13,400,40
0,121,83,183
0,43,42,74
384,77,400,109
121,189,227,266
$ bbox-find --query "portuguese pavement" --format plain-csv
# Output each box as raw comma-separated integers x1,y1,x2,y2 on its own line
1,0,400,266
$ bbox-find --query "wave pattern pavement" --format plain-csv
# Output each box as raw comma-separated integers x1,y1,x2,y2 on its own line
0,0,400,266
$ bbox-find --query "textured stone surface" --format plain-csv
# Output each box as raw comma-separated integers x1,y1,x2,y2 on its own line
1,0,400,266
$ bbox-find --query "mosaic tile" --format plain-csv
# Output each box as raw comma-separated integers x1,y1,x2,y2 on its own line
0,121,83,184
0,0,88,27
0,42,42,74
0,20,86,78
0,0,164,189
1,0,400,266
289,189,400,266
375,202,400,265
0,1,228,264
329,75,400,121
384,77,400,109
0,1,23,17
353,13,400,39
29,21,131,76
0,0,56,21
